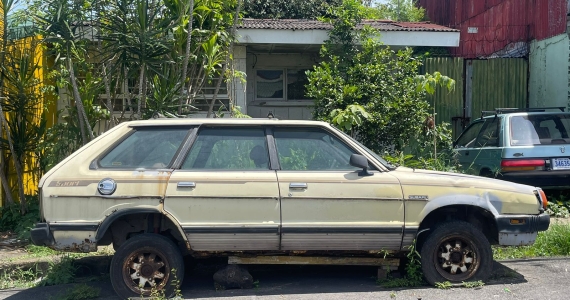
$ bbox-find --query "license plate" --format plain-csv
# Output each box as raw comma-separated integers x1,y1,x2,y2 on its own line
552,158,570,170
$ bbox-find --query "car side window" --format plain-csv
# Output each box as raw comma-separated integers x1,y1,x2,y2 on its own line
182,128,269,170
455,122,484,148
99,128,188,169
475,118,500,147
273,128,360,171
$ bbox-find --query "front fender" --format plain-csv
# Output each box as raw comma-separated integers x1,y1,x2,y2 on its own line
418,193,501,222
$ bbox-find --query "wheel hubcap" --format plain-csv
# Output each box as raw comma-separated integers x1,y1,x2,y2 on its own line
123,251,170,295
435,236,479,281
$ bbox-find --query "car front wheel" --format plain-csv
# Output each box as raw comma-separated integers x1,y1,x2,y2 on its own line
110,233,184,299
420,221,493,285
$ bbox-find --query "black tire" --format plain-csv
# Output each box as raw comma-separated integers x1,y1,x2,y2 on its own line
110,234,184,299
420,221,493,285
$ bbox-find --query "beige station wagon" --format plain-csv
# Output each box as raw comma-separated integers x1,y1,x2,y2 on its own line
31,118,550,298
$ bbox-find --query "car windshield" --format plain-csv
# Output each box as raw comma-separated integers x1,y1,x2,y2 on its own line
332,127,396,169
510,114,570,146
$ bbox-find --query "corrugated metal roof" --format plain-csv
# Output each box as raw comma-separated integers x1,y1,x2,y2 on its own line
239,19,459,32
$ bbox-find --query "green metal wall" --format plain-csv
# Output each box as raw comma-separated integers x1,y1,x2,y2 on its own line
423,57,465,138
470,59,528,119
423,57,528,138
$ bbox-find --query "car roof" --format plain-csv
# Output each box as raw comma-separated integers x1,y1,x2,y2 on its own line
125,118,332,127
481,111,570,120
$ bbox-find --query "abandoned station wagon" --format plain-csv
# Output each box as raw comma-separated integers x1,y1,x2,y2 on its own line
31,118,550,298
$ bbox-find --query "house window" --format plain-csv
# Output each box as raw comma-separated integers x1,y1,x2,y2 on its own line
256,70,284,99
255,68,312,101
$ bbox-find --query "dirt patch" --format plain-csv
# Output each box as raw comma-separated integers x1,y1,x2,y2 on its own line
0,231,29,261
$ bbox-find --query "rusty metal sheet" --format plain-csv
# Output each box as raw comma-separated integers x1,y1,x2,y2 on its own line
419,0,567,58
228,256,400,267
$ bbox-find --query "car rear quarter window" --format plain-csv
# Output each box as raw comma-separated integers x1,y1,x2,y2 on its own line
510,114,570,146
475,118,500,147
455,122,484,148
181,128,269,170
99,128,189,169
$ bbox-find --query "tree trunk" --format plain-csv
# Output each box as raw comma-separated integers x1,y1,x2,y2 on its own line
137,63,146,118
68,58,94,143
207,0,242,118
0,158,14,206
0,105,27,214
178,0,195,114
102,63,114,130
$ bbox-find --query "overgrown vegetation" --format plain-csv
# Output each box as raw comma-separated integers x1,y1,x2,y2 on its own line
243,0,341,19
306,0,455,170
0,255,76,289
545,192,570,218
0,196,40,239
242,0,425,21
493,224,570,260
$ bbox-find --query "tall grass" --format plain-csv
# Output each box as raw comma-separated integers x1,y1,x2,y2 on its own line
493,223,570,260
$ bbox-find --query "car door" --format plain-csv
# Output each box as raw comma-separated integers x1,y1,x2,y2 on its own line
454,121,485,174
164,127,281,251
272,127,404,251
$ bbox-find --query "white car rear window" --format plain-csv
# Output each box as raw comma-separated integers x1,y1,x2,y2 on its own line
510,114,570,146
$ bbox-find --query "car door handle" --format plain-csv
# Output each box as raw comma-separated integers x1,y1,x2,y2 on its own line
289,182,308,189
177,182,196,188
465,151,469,156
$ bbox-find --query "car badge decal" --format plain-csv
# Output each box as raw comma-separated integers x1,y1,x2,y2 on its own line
98,178,117,195
408,195,429,200
513,153,524,157
561,146,566,154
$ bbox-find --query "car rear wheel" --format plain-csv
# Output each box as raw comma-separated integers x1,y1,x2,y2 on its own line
420,221,492,285
110,233,184,299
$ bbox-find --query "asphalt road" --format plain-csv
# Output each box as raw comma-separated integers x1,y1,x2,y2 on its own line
1,257,569,300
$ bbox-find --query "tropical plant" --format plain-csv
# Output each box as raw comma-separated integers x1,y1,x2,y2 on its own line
373,0,425,22
243,0,341,19
36,0,95,145
306,0,454,162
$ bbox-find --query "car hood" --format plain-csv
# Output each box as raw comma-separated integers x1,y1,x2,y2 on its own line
391,167,537,194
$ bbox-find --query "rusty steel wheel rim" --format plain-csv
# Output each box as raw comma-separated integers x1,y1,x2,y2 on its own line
122,250,170,295
433,234,479,282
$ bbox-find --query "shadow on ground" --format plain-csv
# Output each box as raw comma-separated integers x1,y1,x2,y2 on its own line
0,259,527,300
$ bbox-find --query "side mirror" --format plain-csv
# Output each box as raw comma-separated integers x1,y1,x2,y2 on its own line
350,154,373,176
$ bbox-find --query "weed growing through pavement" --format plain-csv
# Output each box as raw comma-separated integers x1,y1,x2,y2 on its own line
462,280,485,288
378,240,425,288
0,266,40,289
434,281,452,289
142,268,183,300
40,255,77,286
